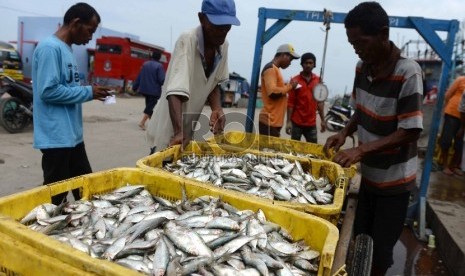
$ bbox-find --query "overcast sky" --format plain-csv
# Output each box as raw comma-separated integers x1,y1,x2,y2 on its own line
0,0,464,97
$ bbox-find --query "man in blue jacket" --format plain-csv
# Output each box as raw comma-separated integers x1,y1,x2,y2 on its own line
32,2,110,205
132,51,165,130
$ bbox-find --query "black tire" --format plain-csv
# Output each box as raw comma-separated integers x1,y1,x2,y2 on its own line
325,114,343,132
0,97,29,133
349,234,373,276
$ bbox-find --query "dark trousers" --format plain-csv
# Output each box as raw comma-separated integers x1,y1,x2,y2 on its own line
440,114,463,156
143,95,158,117
258,121,281,137
291,123,317,143
353,183,411,271
41,142,92,205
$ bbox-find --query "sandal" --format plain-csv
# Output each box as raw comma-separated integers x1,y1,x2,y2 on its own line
138,123,146,130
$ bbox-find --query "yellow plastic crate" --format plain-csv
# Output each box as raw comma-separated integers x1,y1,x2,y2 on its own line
0,168,339,276
206,131,357,178
332,265,348,276
137,142,348,224
0,231,92,276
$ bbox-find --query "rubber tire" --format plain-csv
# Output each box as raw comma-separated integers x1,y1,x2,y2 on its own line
0,97,29,133
349,233,373,276
325,114,343,132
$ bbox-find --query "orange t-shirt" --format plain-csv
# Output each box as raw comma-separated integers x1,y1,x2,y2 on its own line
258,62,292,127
444,76,465,118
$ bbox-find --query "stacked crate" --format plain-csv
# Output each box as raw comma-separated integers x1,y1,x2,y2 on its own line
0,168,339,276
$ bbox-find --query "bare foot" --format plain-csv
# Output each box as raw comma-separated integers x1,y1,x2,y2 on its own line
138,123,146,130
442,167,454,176
452,168,464,176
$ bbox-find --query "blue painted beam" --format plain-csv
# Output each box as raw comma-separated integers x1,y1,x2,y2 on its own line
246,8,266,133
409,17,449,65
260,8,455,31
416,18,459,240
261,8,347,24
263,20,291,45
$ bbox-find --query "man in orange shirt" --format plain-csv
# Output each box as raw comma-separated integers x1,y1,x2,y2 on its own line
258,44,299,136
286,52,326,143
439,75,465,176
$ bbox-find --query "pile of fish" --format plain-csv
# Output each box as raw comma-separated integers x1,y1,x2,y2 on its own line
21,185,321,275
261,147,322,160
164,153,334,205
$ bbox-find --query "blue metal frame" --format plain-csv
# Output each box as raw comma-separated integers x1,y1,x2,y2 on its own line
245,8,459,240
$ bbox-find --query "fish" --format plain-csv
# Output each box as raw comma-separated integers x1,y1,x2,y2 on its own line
162,153,335,205
152,237,169,276
241,246,269,276
116,258,151,274
102,236,127,260
20,203,57,224
21,186,321,276
164,221,213,257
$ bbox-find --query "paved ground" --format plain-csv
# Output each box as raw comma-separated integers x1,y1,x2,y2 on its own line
0,96,149,197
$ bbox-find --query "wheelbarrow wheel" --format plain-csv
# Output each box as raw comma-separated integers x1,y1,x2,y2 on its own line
349,233,373,276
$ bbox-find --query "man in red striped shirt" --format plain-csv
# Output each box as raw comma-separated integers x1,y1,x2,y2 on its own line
324,2,423,275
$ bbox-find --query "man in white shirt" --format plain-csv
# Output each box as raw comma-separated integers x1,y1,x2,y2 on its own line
146,0,240,153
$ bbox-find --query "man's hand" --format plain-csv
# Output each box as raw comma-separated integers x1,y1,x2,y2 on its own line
332,147,363,168
290,79,299,89
320,121,326,133
169,131,191,149
210,109,225,135
285,120,292,135
91,85,111,101
323,132,346,157
169,133,183,147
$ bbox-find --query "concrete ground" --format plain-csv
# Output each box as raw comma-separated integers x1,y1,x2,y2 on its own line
0,95,463,275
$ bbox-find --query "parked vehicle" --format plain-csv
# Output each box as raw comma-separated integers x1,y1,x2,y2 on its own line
91,36,170,90
0,41,24,81
325,94,354,132
0,75,33,133
219,72,249,107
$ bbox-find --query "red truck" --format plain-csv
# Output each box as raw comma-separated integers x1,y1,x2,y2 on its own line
91,36,170,90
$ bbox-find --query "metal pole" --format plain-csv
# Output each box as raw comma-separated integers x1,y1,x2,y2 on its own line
246,9,266,133
319,9,332,83
416,20,458,241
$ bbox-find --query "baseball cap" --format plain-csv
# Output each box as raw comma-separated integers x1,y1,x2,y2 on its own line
276,44,300,59
201,0,241,26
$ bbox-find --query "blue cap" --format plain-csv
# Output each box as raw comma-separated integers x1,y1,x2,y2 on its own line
201,0,240,26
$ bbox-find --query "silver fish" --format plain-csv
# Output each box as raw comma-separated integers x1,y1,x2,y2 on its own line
164,221,213,257
152,237,169,276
